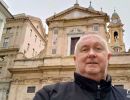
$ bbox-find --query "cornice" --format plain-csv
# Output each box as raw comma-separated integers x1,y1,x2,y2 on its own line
112,52,130,56
6,17,28,22
48,15,108,23
14,58,44,61
8,67,41,73
8,65,75,74
108,23,123,28
39,65,75,70
0,48,19,53
108,64,130,69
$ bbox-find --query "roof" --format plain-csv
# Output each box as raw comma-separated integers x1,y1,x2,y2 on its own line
46,4,109,25
111,11,120,20
0,0,13,18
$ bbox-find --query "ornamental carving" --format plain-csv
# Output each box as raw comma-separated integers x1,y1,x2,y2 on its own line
68,28,84,35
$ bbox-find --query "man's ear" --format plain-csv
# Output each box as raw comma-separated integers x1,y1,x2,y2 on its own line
108,53,112,60
74,55,76,61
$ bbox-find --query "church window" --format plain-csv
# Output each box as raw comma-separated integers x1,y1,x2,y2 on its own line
3,38,9,48
51,29,58,54
52,48,56,54
93,24,99,31
6,27,12,34
27,86,36,93
70,37,80,55
53,29,58,42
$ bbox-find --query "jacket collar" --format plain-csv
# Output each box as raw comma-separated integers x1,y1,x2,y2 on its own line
74,72,112,92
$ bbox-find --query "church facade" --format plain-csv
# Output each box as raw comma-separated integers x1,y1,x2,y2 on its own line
0,2,130,100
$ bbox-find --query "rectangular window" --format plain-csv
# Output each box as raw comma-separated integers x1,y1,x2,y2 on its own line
114,85,124,89
6,27,12,33
3,38,9,48
70,37,80,55
93,24,99,31
52,29,58,46
52,48,56,54
27,86,36,93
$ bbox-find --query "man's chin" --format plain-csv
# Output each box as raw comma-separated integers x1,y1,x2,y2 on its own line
85,69,100,75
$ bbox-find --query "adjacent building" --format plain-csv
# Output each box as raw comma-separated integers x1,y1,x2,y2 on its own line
0,13,47,100
0,0,13,100
0,0,13,39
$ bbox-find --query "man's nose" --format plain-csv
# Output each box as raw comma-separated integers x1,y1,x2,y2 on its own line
87,49,96,58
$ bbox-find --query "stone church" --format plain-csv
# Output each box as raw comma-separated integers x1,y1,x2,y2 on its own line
0,2,130,100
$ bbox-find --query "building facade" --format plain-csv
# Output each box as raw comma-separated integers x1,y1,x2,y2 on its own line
0,14,46,100
0,0,13,100
0,0,13,39
0,2,130,100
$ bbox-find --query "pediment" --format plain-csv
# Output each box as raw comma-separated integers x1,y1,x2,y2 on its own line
46,5,107,23
61,10,92,19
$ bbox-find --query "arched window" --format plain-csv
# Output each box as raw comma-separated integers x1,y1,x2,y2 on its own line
114,31,118,41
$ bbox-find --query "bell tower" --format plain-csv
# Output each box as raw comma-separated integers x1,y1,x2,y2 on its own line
108,10,125,53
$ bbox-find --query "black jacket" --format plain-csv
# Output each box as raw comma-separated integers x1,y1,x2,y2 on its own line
33,73,129,100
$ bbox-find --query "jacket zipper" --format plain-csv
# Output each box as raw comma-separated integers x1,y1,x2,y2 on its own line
96,85,101,100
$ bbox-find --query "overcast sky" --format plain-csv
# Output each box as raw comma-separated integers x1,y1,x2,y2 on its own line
3,0,130,51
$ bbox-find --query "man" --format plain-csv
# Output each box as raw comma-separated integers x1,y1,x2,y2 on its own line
33,33,129,100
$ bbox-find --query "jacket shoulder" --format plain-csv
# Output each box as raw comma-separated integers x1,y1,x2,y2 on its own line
33,82,73,100
44,82,73,91
112,86,129,100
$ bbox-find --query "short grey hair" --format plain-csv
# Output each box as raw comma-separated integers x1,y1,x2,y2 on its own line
74,33,110,54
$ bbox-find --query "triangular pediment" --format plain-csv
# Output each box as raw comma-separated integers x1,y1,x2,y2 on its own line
46,4,107,23
61,10,93,19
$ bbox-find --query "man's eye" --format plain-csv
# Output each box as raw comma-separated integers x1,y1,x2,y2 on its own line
81,48,89,52
95,47,102,51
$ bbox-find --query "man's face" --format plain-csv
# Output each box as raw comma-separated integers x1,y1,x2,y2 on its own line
74,35,111,78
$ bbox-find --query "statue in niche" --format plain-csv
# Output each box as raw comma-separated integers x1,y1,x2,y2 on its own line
114,35,118,42
114,31,119,42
